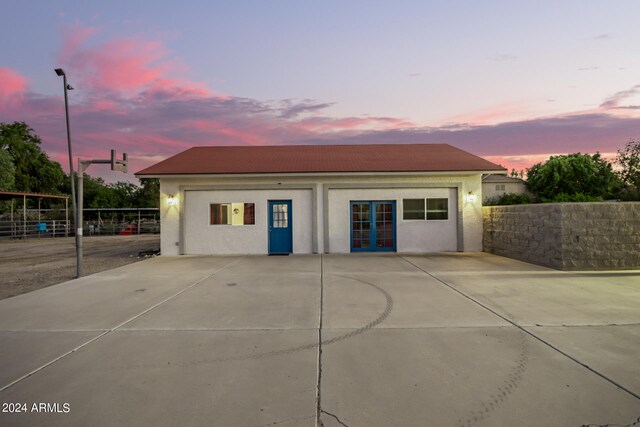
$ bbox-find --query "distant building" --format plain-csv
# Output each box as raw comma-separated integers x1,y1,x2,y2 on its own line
482,174,528,202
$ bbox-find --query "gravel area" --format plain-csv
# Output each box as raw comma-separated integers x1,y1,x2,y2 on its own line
0,235,160,300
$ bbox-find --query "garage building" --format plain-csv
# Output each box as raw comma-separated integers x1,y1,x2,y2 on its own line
136,144,505,255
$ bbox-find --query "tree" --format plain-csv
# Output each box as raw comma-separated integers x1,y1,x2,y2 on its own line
526,153,621,201
0,122,66,193
136,178,160,208
0,148,15,190
110,181,139,208
80,174,116,208
616,140,640,192
509,169,525,179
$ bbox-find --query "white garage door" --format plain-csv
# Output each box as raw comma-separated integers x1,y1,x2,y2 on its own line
327,187,458,253
183,189,313,255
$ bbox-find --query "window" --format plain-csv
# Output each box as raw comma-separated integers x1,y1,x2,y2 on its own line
243,203,255,225
496,184,505,191
211,203,230,225
426,198,448,220
210,203,255,225
403,199,425,220
271,203,288,228
403,198,448,221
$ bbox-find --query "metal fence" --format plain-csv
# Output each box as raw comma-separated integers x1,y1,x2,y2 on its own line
84,220,160,236
0,208,160,239
0,219,71,239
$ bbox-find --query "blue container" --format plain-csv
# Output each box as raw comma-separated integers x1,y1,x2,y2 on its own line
36,223,47,232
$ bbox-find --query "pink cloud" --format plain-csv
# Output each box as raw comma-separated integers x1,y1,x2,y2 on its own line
64,38,166,91
294,116,414,133
3,24,638,184
442,102,531,126
216,126,267,146
59,24,99,62
0,67,28,107
186,119,275,146
58,25,211,98
92,100,117,111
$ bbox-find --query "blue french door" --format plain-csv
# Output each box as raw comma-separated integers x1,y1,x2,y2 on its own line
268,200,293,254
350,201,396,252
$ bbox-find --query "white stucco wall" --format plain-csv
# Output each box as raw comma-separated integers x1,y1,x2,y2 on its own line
464,177,483,252
159,180,181,256
158,173,483,255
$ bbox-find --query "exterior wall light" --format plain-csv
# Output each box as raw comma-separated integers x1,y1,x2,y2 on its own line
167,195,177,206
467,192,477,203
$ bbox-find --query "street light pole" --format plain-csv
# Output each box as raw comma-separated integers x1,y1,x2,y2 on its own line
54,68,81,278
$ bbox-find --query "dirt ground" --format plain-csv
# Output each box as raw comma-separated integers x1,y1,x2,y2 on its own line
0,235,160,300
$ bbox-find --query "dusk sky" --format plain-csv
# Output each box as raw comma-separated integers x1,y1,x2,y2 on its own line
1,1,639,182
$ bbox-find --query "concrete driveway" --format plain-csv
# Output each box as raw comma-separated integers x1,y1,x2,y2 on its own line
0,253,638,426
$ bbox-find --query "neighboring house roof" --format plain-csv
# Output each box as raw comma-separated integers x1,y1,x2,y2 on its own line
136,144,506,176
482,174,526,184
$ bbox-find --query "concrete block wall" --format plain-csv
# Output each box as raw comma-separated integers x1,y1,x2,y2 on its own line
483,202,640,270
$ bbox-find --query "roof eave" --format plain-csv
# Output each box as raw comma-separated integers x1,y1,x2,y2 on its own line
135,169,507,179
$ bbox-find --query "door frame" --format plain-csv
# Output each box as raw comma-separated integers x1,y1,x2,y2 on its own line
268,199,293,254
350,200,396,252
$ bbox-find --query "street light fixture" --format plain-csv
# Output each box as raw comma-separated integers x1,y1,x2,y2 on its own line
55,68,81,278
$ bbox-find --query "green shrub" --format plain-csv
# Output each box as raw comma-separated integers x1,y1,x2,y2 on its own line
616,186,640,201
484,193,533,206
541,193,601,203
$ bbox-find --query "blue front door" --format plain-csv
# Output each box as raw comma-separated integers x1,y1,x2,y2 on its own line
268,200,293,254
350,201,396,252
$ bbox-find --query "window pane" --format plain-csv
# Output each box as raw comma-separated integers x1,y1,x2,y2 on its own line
243,203,255,225
427,198,447,211
211,204,231,225
273,204,288,228
403,199,425,220
427,198,448,220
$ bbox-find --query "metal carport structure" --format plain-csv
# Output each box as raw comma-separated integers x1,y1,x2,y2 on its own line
0,190,70,239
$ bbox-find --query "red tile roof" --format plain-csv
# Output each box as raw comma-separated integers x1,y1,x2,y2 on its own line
136,144,505,176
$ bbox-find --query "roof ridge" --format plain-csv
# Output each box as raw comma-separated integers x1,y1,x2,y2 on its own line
189,142,452,148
